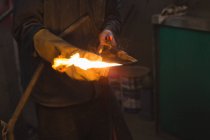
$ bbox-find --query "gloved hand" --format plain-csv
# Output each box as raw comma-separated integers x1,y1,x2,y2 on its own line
33,29,109,81
34,29,78,63
65,66,109,81
55,49,110,81
98,29,117,54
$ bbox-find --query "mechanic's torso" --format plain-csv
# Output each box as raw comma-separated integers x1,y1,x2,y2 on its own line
43,0,105,34
32,0,106,107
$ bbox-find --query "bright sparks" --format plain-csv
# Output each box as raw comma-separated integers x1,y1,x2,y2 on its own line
52,53,121,71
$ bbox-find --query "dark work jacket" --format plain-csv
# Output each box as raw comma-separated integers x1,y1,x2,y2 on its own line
13,0,121,107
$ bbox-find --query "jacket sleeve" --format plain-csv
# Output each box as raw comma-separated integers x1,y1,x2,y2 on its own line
13,0,44,50
103,0,122,37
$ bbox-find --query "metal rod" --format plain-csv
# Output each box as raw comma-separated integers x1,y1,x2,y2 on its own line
7,63,44,140
5,14,89,140
0,7,13,22
60,14,89,38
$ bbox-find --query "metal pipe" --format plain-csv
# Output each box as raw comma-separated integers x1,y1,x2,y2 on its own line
0,7,13,22
7,63,44,140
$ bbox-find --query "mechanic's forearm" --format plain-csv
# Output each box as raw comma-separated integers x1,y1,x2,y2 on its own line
13,0,44,49
103,0,122,36
33,29,81,63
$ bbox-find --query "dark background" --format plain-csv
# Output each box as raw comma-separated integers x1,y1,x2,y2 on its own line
1,0,210,140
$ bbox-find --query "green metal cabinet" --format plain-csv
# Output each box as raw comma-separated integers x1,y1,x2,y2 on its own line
153,15,210,140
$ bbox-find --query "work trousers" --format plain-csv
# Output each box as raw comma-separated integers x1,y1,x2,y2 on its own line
36,82,133,140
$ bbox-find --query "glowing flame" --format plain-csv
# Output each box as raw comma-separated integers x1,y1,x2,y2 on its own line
52,53,121,71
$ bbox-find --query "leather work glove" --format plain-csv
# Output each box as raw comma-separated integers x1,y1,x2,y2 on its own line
33,29,109,81
65,66,109,81
98,29,117,54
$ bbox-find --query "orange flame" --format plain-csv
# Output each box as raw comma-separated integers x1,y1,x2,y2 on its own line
52,53,121,71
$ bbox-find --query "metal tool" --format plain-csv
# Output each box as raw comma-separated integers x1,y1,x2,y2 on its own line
98,38,138,65
1,13,90,140
97,35,113,54
97,33,137,65
100,47,138,65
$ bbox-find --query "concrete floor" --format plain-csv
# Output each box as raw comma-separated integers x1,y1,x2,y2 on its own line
124,112,179,140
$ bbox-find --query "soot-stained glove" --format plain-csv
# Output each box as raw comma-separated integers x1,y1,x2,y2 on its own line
97,29,117,54
33,29,109,81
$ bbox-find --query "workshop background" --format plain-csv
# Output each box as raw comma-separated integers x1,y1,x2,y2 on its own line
1,0,210,140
